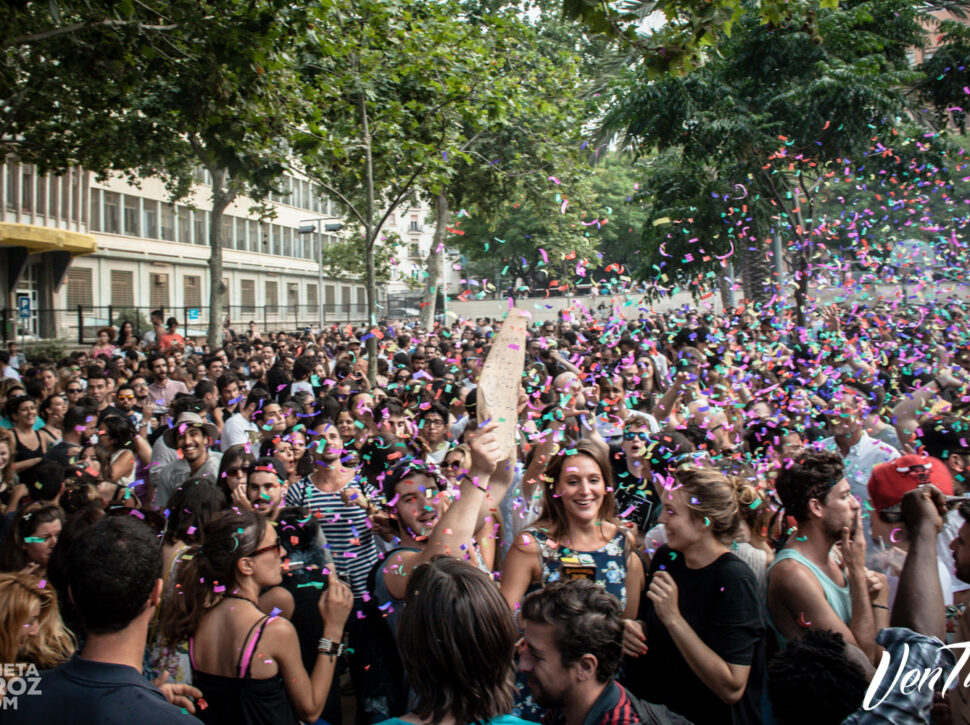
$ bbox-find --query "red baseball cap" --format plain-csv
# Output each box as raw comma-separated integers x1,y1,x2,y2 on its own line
867,455,953,511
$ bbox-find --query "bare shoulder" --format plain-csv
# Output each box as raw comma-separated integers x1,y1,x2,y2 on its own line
768,557,825,596
510,530,539,554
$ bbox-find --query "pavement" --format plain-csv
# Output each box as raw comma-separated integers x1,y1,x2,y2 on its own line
445,276,970,323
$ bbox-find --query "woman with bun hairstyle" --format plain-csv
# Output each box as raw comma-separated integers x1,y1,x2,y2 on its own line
623,466,766,725
162,509,353,725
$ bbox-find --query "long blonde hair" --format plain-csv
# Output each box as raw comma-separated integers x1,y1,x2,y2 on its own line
0,572,75,668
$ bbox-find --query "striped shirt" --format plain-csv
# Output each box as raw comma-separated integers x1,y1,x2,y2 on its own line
284,475,379,599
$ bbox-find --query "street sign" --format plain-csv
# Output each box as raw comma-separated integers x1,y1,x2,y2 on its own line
17,295,30,319
188,308,200,322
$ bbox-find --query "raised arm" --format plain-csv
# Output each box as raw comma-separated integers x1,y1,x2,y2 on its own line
891,485,947,640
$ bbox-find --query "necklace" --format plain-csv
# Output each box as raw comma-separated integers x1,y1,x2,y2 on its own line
222,593,259,608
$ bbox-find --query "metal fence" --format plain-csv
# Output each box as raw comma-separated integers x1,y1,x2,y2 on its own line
1,304,372,345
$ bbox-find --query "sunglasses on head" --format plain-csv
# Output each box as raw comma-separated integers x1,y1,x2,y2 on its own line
623,431,650,441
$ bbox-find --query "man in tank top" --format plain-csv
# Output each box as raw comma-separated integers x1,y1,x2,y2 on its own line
768,448,888,665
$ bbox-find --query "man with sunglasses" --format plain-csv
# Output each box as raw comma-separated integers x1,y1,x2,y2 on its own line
64,380,85,403
611,417,693,534
113,382,150,432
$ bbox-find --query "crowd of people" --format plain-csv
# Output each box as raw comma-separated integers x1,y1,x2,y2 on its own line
0,297,968,725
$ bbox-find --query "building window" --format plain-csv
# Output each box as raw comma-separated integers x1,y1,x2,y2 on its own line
89,188,101,231
47,174,58,218
235,217,247,251
283,227,293,258
325,284,335,307
357,287,366,306
20,165,33,213
193,210,207,245
221,215,233,248
110,270,134,308
5,163,17,211
123,195,139,236
66,267,93,308
103,192,121,234
265,281,278,313
287,282,299,309
161,203,175,241
409,219,421,232
150,273,170,309
267,224,277,255
35,175,46,218
177,205,191,244
143,200,158,239
60,174,70,220
183,275,202,308
240,279,256,312
341,286,351,306
307,283,318,309
72,169,81,224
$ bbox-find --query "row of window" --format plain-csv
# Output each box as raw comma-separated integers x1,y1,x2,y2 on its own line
65,267,365,312
4,163,86,225
192,166,339,216
88,189,341,260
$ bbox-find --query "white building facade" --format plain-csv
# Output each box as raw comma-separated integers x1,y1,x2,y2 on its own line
1,158,376,342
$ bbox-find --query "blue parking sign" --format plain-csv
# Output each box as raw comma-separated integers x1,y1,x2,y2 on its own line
17,295,30,319
188,308,200,322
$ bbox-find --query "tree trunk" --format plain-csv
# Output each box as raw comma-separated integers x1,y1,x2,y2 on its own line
359,92,379,386
421,190,449,330
716,263,733,311
793,244,809,329
741,236,773,307
206,167,235,351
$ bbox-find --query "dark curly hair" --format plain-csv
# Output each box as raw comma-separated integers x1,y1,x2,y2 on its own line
66,516,163,635
521,579,623,683
775,448,845,522
767,629,867,725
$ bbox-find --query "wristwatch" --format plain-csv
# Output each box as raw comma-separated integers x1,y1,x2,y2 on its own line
318,636,346,657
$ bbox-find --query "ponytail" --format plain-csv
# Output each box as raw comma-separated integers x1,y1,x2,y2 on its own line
160,510,266,645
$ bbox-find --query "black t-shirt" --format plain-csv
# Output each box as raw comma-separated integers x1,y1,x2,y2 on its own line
6,655,200,725
609,445,662,532
44,439,81,467
624,545,766,725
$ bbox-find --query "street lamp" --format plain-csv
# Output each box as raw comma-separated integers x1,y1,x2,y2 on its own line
298,218,344,329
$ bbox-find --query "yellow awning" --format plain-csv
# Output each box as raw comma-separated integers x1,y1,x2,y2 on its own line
0,223,97,256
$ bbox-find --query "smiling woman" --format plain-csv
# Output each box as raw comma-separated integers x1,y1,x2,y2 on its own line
500,439,644,620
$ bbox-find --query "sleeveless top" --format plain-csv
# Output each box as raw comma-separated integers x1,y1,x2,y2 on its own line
110,448,136,487
11,427,44,462
372,546,420,638
768,547,851,645
530,528,629,607
189,614,299,725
